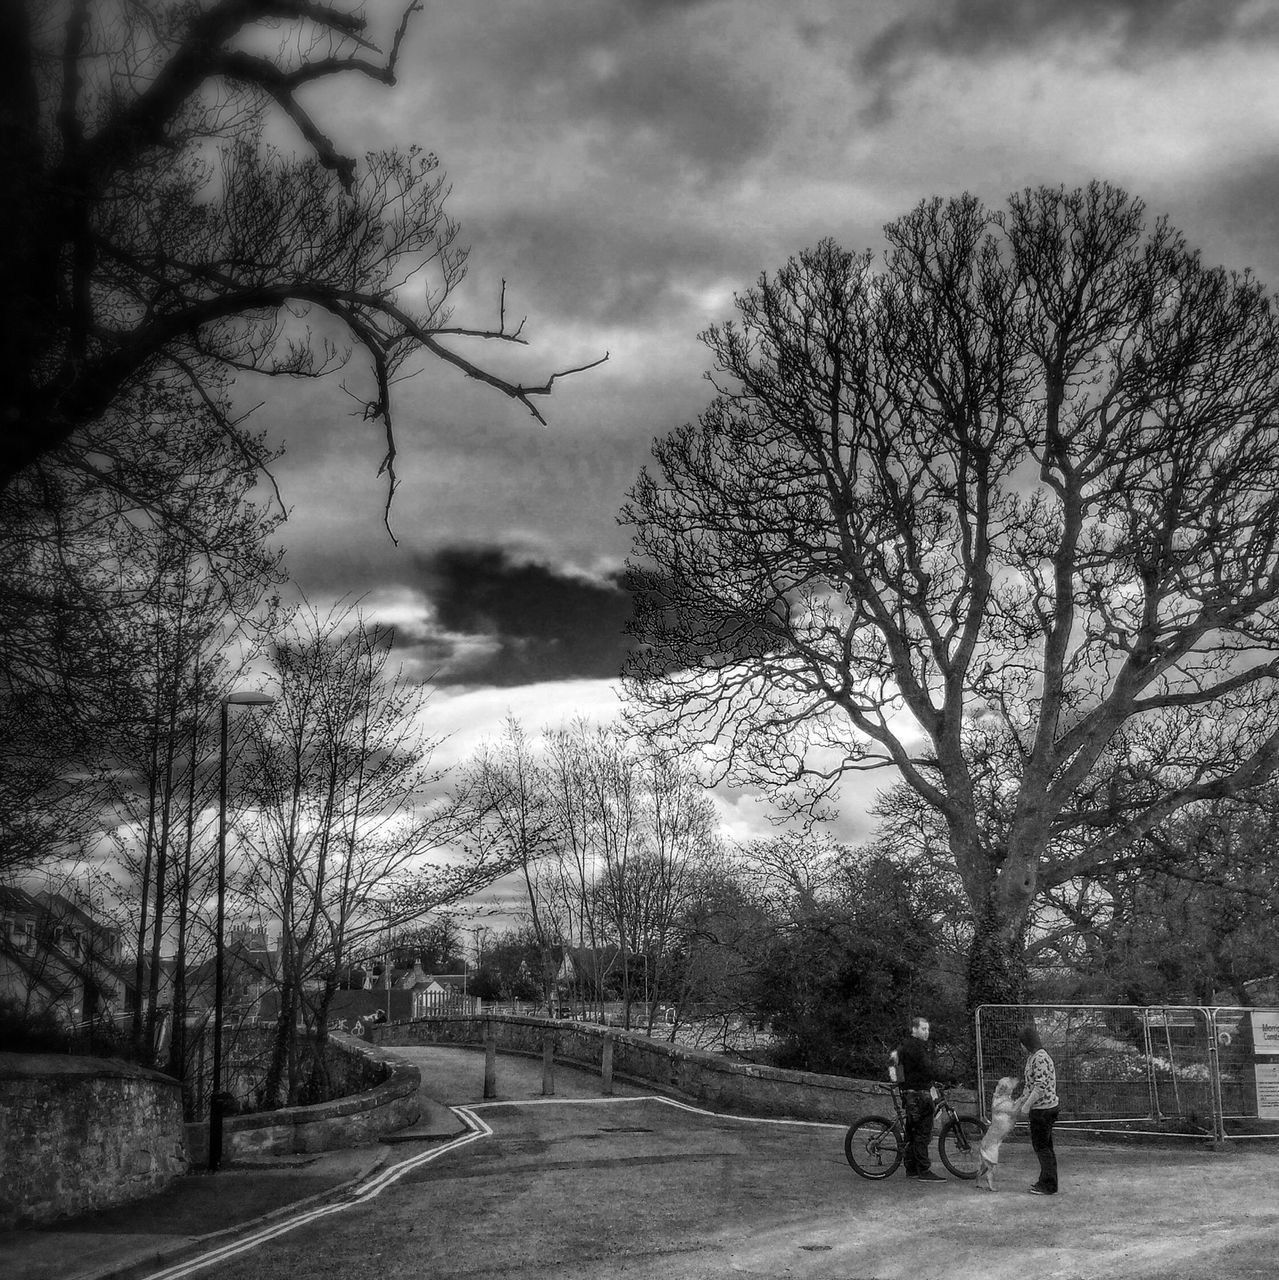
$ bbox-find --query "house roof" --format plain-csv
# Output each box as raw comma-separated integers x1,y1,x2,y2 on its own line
0,944,77,999
36,891,121,943
0,886,44,915
428,973,470,991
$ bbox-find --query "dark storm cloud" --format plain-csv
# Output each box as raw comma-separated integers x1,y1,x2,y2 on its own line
413,546,636,687
863,0,1279,74
857,0,1279,122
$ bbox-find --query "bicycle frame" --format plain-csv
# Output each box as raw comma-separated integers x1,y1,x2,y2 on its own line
845,1080,987,1180
884,1082,966,1131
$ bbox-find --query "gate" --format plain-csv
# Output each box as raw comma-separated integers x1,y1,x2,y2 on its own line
976,1004,1279,1143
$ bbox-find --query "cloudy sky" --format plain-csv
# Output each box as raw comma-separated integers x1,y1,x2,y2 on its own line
252,0,1279,847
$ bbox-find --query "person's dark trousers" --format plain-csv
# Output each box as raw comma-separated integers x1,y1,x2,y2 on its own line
902,1090,936,1174
1029,1106,1059,1192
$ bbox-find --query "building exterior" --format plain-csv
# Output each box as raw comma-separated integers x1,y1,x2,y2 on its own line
0,888,134,1027
255,963,480,1029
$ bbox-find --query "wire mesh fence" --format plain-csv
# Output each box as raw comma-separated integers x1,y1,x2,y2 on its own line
976,1004,1279,1143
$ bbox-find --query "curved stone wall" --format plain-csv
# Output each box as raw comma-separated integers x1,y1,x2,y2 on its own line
183,1032,421,1164
0,1052,186,1229
380,1014,893,1124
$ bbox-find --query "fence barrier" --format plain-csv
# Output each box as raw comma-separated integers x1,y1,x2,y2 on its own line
976,1004,1279,1144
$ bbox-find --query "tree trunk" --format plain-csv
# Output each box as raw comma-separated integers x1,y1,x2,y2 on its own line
131,746,158,1057
965,899,1029,1015
262,985,296,1110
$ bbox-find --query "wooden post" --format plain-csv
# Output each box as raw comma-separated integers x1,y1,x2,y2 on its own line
601,1032,614,1096
542,1033,555,1096
484,1020,497,1100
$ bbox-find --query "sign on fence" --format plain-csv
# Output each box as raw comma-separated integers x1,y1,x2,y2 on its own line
1255,1063,1279,1120
1250,1012,1279,1054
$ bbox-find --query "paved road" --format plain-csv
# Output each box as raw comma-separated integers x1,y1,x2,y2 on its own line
151,1046,1279,1280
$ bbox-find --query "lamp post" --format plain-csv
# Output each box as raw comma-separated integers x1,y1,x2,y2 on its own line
209,690,274,1173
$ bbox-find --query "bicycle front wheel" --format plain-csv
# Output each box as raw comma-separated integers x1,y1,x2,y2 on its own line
938,1115,986,1179
845,1116,904,1180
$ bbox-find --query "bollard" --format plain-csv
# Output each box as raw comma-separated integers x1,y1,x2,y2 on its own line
484,1021,497,1099
601,1032,614,1096
542,1034,556,1096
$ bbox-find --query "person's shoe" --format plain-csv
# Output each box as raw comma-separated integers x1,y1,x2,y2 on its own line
915,1170,946,1183
1028,1184,1055,1195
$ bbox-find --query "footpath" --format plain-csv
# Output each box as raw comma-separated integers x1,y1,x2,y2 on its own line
0,1047,641,1280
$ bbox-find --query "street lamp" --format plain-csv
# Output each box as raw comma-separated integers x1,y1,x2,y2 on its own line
209,690,274,1173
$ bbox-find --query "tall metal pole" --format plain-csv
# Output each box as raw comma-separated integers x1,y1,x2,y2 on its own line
208,691,274,1173
209,700,230,1172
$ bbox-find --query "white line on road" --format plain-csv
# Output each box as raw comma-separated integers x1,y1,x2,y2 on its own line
139,1095,843,1279
470,1093,847,1130
139,1111,493,1280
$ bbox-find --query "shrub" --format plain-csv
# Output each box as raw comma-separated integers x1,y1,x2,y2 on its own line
0,998,71,1052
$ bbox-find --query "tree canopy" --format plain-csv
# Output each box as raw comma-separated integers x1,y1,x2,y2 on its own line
3,0,603,526
624,182,1279,1008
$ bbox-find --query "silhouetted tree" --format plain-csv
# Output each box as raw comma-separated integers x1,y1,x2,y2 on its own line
3,0,603,524
625,182,1279,1010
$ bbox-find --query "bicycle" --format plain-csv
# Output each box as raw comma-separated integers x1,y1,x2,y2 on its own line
844,1081,986,1180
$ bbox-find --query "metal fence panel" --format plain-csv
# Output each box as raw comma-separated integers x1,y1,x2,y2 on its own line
976,1004,1219,1137
1210,1007,1279,1139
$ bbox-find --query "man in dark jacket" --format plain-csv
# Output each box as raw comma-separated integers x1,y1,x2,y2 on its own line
889,1015,945,1183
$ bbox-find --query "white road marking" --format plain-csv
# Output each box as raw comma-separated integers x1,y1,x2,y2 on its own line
470,1093,847,1130
140,1112,493,1280
139,1095,844,1279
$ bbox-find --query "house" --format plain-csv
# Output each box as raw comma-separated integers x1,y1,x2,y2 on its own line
254,963,479,1030
553,945,625,1002
419,973,479,1017
0,888,134,1026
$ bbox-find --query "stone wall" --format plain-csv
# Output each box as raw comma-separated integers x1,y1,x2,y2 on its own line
213,1023,391,1113
380,1014,894,1125
0,1052,187,1229
183,1032,420,1164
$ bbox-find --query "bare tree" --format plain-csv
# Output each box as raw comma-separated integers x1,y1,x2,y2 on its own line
239,604,513,1106
624,182,1279,1009
4,0,604,527
454,717,723,1027
1034,791,1279,1006
627,745,721,1033
1,336,285,885
539,722,621,1017
449,717,563,1004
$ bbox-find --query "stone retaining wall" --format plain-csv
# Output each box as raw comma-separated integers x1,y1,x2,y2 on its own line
380,1014,893,1124
183,1032,421,1164
0,1052,187,1229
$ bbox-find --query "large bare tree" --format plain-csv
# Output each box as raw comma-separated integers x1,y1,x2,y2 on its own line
3,0,603,526
624,182,1279,1009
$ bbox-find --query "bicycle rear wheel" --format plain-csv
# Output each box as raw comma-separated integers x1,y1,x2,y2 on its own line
938,1115,986,1179
845,1116,904,1179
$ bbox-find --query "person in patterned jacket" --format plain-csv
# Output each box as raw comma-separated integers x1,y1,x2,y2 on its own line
1019,1024,1060,1195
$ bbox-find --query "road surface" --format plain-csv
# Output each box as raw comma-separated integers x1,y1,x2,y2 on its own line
149,1045,1279,1280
